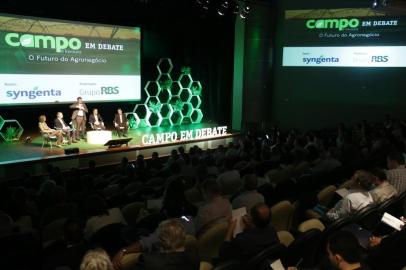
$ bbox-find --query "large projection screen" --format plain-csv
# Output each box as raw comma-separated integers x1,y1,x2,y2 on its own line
0,13,141,106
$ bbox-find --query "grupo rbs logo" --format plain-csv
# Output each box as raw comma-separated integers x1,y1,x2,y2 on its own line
80,86,119,96
101,86,119,95
302,55,340,65
306,18,360,31
5,32,82,53
371,56,389,62
6,87,62,100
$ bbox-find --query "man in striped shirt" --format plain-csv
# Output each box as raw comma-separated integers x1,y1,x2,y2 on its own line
386,152,406,194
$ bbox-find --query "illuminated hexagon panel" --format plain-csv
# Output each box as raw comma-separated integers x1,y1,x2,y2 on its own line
0,119,24,142
128,58,203,128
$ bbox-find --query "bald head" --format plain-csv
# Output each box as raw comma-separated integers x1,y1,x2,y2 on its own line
250,203,271,228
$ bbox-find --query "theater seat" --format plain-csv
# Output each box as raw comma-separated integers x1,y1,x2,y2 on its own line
298,219,325,233
277,231,295,247
197,222,228,260
271,200,294,231
245,243,287,270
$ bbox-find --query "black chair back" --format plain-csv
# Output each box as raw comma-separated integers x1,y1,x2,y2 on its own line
245,243,287,270
90,223,125,256
212,260,240,270
286,229,322,268
354,203,380,231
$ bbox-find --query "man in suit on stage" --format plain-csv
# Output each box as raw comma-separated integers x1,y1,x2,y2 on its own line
113,108,129,137
54,112,77,144
70,97,88,139
88,108,106,130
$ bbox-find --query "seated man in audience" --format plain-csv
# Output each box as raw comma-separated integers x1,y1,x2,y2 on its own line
386,152,406,194
54,112,77,144
232,174,265,210
112,196,196,269
217,158,241,195
127,219,200,270
88,108,106,130
194,180,232,234
38,115,63,147
219,203,279,261
288,231,369,270
370,169,397,203
114,108,129,137
326,170,374,221
367,210,406,270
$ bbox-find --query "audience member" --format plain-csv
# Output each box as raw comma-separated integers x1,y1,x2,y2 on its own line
84,195,126,240
194,180,232,234
217,158,241,195
80,248,114,270
386,152,406,193
127,219,200,270
326,170,374,221
220,203,279,261
370,169,398,203
232,174,265,210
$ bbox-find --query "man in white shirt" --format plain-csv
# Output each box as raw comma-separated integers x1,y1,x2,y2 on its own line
386,152,406,194
370,169,398,203
54,112,77,144
194,180,232,234
232,174,265,211
326,170,374,221
70,97,88,139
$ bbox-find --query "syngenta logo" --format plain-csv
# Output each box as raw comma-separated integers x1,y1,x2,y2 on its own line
5,32,81,52
306,18,360,31
6,87,62,100
303,55,339,64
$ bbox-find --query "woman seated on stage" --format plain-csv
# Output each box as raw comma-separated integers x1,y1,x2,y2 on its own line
38,115,63,147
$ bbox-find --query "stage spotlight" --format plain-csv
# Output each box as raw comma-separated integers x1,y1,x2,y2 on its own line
372,0,378,8
239,5,251,18
217,1,229,16
202,0,210,10
232,3,239,14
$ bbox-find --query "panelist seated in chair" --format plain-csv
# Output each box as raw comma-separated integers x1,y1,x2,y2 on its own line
54,112,77,144
88,108,106,130
113,108,129,137
38,115,63,147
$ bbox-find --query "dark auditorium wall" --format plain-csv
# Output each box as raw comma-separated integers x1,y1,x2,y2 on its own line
0,0,234,132
270,0,406,129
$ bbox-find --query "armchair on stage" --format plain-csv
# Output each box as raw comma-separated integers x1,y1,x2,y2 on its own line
40,131,59,149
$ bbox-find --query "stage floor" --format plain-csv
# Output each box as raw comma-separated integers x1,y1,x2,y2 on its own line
0,122,232,166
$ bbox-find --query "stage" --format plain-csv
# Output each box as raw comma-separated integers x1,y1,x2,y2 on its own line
0,123,239,179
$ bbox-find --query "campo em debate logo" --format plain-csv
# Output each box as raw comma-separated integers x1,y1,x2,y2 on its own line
306,18,360,31
5,32,81,52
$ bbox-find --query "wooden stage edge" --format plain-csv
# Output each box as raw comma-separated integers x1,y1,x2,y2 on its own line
0,132,241,179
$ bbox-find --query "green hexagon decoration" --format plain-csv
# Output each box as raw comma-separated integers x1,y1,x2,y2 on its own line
169,110,183,126
158,88,171,104
191,109,203,124
157,58,173,74
160,103,173,119
181,102,194,118
126,113,141,129
0,115,4,131
128,58,203,128
189,95,202,109
179,88,192,103
191,81,202,96
0,119,24,142
133,104,152,127
171,81,182,96
147,112,163,127
145,81,160,97
178,74,193,89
